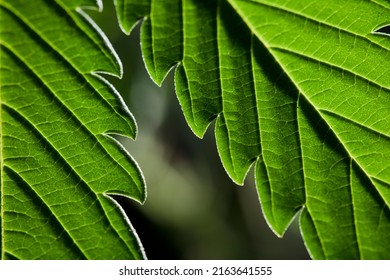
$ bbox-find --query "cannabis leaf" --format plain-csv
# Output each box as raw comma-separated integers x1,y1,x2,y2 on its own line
115,0,390,259
0,0,145,259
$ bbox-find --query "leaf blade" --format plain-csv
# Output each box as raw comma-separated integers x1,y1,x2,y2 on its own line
115,0,390,259
0,0,145,259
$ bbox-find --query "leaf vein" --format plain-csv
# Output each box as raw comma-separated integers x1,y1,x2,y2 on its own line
0,42,142,195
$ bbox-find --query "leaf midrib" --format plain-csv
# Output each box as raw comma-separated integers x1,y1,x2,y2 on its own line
228,0,390,90
370,0,390,10
278,50,387,207
227,0,390,257
272,46,389,91
284,54,389,205
321,109,390,144
228,0,390,188
295,68,386,257
236,0,390,51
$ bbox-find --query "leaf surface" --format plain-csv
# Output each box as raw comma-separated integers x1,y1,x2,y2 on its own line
115,0,390,259
0,0,145,259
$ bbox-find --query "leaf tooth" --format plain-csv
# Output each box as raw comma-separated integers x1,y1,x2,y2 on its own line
350,163,390,259
372,24,390,37
297,97,361,259
0,3,137,139
141,0,183,85
215,0,261,184
3,104,140,258
1,44,144,201
1,0,146,259
115,0,151,35
300,207,327,259
176,0,222,137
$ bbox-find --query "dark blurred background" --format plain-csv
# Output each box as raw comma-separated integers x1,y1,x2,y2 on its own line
91,0,310,260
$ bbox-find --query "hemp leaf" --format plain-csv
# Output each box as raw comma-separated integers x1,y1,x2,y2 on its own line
0,0,145,259
115,0,390,259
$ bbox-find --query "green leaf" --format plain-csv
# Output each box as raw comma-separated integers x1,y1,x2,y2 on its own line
115,0,390,259
0,0,145,259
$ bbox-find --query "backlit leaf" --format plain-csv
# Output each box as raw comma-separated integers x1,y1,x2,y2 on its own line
115,0,390,259
0,0,145,259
